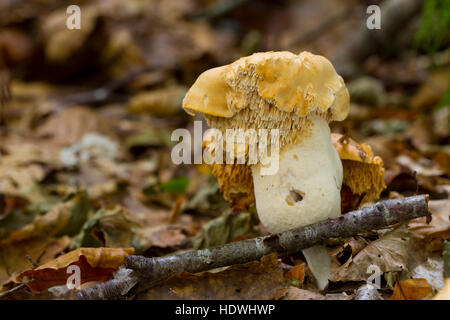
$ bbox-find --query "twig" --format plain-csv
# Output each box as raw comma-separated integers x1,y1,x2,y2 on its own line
25,250,46,269
0,283,25,299
0,249,47,299
396,273,408,300
76,195,430,300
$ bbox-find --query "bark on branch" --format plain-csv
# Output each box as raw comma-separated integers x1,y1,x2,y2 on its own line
76,195,430,300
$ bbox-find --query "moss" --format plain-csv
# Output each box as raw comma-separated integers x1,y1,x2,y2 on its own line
415,0,450,54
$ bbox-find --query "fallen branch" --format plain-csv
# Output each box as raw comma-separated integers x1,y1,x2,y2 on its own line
76,195,430,300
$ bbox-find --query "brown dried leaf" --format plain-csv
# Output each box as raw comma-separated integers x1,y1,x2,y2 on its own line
17,247,134,292
330,225,409,282
0,236,71,288
409,200,450,240
36,106,117,148
284,263,305,284
391,278,433,300
0,192,90,245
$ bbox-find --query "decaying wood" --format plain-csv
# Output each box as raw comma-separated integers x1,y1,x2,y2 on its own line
76,195,430,300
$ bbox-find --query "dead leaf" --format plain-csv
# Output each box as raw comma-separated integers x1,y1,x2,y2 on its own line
391,278,433,300
0,192,90,245
17,247,134,292
36,106,117,148
409,199,450,240
396,155,444,177
138,254,286,300
284,263,305,284
71,205,140,250
191,211,259,250
330,225,409,282
136,225,187,252
72,205,187,254
0,236,71,288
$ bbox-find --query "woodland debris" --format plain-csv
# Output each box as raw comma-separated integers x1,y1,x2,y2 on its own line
76,195,430,299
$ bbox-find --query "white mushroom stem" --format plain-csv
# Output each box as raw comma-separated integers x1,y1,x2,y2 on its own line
252,116,343,233
251,116,343,290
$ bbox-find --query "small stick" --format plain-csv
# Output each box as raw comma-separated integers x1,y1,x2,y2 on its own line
76,195,430,300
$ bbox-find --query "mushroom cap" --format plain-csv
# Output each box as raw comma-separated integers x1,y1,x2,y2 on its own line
183,51,349,120
183,51,350,152
206,133,386,212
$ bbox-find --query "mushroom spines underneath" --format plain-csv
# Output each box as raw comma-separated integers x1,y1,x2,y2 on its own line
342,160,386,203
205,104,326,153
211,163,255,211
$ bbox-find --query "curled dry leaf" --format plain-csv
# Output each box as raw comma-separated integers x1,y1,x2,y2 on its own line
391,278,433,300
0,236,71,289
330,236,368,274
330,225,409,282
17,247,134,292
138,254,286,300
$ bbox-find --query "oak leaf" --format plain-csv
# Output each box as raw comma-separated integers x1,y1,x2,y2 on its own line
17,247,133,292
